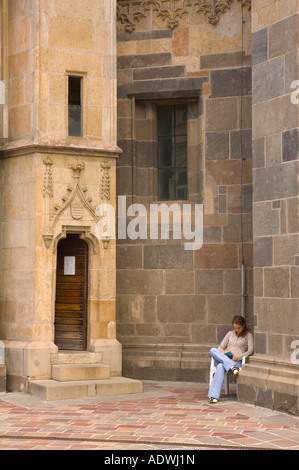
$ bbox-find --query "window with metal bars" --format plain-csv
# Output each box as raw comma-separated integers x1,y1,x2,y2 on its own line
157,104,188,200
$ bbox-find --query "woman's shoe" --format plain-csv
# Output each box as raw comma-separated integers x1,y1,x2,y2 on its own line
209,397,219,403
230,366,240,376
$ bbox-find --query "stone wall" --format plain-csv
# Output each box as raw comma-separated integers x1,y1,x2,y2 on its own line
238,0,299,415
116,1,253,380
0,0,121,391
4,0,35,140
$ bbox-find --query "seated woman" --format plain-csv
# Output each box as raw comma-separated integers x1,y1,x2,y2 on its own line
208,315,254,404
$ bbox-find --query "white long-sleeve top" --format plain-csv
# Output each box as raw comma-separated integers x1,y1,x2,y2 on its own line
219,330,254,360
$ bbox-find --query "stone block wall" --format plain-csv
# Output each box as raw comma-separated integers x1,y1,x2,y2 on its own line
250,6,299,360
0,0,117,147
5,0,35,140
238,0,299,415
116,1,253,380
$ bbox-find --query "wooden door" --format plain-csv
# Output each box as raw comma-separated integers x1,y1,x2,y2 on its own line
54,234,88,351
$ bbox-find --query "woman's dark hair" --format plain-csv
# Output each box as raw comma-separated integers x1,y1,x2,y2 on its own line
232,315,249,336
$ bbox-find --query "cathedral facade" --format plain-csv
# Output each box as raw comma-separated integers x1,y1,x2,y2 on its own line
0,0,298,414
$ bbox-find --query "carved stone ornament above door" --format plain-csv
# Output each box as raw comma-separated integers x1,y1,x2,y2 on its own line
117,0,251,32
42,158,104,251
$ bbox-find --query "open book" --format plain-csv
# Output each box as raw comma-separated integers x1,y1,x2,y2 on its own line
223,351,233,358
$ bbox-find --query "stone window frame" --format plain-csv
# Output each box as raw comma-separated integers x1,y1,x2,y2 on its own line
65,71,87,139
132,94,203,205
68,76,83,137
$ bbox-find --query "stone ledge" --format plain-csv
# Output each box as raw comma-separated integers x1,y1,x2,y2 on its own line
122,343,212,382
0,140,122,159
237,355,299,415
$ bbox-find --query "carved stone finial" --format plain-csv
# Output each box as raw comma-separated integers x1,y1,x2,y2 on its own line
197,0,234,25
198,0,251,26
69,159,86,179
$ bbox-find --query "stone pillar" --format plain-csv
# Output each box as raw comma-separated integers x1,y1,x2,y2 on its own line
0,0,121,391
238,1,299,415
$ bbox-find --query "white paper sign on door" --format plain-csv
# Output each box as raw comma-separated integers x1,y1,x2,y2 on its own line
64,256,76,275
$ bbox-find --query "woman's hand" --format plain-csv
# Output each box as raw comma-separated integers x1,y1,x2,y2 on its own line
232,355,239,361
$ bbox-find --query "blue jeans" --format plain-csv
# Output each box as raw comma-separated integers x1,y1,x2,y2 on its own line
208,348,242,399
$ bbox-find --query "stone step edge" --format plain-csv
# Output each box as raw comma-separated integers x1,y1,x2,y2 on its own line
51,351,103,365
51,363,110,381
29,377,143,401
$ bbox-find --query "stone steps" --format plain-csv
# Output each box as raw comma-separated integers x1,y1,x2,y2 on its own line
28,350,143,401
29,377,143,401
52,363,110,381
51,350,110,382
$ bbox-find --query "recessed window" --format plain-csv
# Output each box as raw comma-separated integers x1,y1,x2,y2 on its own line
68,76,82,136
157,104,187,200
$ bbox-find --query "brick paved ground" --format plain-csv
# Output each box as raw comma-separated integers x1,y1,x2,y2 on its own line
0,381,298,451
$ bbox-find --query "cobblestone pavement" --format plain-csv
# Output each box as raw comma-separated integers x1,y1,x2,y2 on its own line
0,381,298,451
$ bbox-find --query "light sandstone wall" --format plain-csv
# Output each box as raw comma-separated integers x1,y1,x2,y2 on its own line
0,0,120,391
3,0,117,146
116,1,253,381
37,0,117,146
238,0,299,415
6,0,35,140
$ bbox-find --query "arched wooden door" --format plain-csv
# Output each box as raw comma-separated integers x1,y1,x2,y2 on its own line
54,234,88,351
